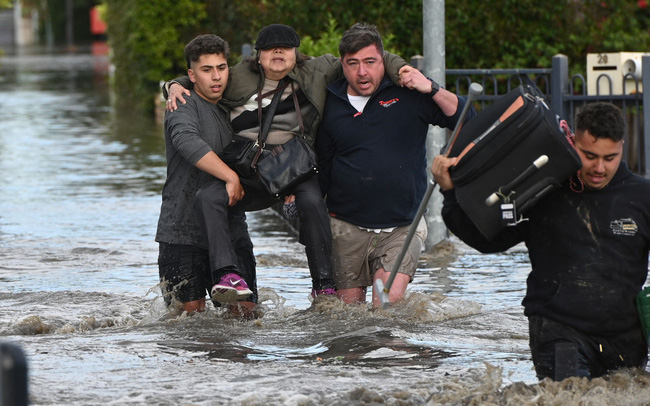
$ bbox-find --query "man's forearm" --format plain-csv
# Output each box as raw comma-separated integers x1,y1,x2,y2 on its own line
433,88,460,117
195,151,238,184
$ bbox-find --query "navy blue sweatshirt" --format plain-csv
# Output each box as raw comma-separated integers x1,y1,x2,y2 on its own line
317,76,473,229
442,163,650,336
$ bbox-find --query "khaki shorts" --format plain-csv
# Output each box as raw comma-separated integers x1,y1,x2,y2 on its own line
330,216,427,290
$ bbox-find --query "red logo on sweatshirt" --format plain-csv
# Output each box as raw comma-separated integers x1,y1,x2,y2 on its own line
379,98,399,107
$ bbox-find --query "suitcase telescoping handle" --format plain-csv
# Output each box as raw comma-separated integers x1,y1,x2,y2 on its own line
485,154,549,207
454,95,526,164
374,82,484,309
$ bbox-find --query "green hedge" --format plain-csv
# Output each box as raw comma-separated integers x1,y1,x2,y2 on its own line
104,0,650,114
104,0,206,114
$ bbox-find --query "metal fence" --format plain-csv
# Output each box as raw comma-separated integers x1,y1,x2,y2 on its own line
418,54,650,176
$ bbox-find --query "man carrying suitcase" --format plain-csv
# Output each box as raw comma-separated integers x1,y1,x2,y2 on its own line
432,102,650,380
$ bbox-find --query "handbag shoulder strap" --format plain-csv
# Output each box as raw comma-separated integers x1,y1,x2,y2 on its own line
256,77,290,146
251,77,289,167
290,81,305,136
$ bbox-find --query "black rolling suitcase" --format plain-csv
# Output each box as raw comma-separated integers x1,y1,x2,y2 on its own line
447,85,582,240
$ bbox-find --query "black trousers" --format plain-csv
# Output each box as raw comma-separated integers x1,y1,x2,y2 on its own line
528,315,648,380
194,181,257,302
199,175,335,292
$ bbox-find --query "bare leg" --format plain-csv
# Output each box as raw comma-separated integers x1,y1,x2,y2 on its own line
372,268,410,308
183,298,206,314
225,301,259,320
336,287,367,304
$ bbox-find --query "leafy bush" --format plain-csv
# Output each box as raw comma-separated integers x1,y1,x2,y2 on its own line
104,0,650,114
299,16,399,58
104,0,206,114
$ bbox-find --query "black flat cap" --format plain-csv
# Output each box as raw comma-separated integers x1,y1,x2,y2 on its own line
254,24,300,50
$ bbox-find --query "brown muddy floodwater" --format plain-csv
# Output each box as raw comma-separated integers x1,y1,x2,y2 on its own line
0,46,649,405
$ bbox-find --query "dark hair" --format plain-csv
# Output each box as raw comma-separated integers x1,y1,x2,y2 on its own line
245,50,310,73
184,34,230,69
575,102,625,142
338,23,384,59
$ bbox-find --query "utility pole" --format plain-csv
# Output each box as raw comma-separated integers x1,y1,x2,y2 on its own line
423,0,447,249
65,0,74,50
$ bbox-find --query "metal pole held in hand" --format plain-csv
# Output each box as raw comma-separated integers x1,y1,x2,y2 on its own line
374,82,484,308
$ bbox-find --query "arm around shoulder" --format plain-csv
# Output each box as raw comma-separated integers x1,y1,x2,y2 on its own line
162,76,193,99
383,52,408,86
305,53,343,84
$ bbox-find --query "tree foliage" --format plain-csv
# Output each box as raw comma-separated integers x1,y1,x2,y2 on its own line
446,0,650,73
229,0,422,58
299,16,399,59
103,0,650,114
104,0,207,113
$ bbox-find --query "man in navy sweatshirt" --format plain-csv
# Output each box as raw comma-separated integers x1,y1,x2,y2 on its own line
316,23,475,308
432,102,650,380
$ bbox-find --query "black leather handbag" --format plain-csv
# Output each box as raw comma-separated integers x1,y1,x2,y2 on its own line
222,78,318,198
256,81,318,197
256,134,318,198
221,135,261,179
221,79,289,186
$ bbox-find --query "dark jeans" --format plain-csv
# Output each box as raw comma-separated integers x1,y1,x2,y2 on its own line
158,242,211,305
528,315,648,380
194,181,257,302
232,175,335,291
157,208,256,305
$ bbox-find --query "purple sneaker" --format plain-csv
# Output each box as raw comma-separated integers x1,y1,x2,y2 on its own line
211,273,252,303
311,288,336,299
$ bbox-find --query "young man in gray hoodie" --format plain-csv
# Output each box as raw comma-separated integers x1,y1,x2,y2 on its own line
156,34,256,316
